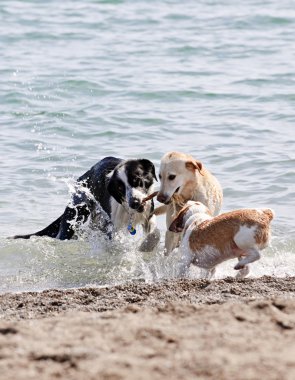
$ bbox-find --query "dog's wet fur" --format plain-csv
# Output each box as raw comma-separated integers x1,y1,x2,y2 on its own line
13,157,160,251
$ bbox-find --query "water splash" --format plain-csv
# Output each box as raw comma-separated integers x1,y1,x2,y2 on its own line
0,227,294,293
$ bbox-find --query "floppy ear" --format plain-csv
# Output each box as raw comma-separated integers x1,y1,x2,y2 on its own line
139,159,158,182
107,173,125,204
185,160,203,176
168,207,188,233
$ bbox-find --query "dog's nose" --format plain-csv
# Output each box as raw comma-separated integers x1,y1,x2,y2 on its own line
130,198,141,210
157,193,169,204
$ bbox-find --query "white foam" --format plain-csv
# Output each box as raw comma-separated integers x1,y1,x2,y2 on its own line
0,228,294,293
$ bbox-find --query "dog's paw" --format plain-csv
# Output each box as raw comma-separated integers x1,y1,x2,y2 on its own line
236,265,250,279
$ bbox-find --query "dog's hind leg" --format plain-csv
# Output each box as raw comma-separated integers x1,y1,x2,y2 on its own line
234,248,261,271
235,256,250,278
236,264,250,278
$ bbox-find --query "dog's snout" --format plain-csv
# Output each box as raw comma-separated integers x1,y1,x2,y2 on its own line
157,193,170,204
130,198,140,208
130,198,144,212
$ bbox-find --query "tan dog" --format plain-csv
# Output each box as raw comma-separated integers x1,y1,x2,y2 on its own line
169,201,274,279
156,152,223,254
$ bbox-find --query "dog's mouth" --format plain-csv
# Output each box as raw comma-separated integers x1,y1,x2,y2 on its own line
129,202,145,213
171,187,181,199
135,204,145,213
163,188,181,205
157,188,180,205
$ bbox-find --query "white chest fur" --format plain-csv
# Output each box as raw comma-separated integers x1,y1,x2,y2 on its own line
110,197,151,232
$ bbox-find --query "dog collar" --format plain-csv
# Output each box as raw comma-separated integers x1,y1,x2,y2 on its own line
127,214,136,235
127,224,136,235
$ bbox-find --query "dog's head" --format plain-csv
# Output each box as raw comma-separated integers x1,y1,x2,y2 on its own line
107,158,157,213
157,151,203,205
169,201,210,233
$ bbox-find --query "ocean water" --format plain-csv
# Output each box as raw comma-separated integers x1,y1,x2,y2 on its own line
0,0,294,293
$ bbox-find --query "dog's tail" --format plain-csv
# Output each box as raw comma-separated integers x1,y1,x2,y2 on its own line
12,215,63,239
262,208,275,221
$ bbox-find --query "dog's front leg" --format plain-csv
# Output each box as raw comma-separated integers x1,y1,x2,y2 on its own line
57,192,91,240
138,214,160,252
164,230,180,256
90,206,114,240
153,204,168,216
164,203,181,255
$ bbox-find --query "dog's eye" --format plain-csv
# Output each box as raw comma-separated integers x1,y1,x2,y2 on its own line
159,174,162,180
117,181,125,193
144,180,152,188
133,179,143,187
168,175,176,181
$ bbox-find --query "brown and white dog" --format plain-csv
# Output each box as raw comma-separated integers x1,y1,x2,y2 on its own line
156,152,223,254
169,201,274,279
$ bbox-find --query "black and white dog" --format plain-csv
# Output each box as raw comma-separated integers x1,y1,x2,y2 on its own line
13,157,160,251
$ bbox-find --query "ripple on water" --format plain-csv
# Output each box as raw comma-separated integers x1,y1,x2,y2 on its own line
1,0,295,292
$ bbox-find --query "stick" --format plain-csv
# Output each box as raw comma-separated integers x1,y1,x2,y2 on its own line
142,191,159,204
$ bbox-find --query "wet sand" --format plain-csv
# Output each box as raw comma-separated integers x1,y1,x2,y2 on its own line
0,276,295,379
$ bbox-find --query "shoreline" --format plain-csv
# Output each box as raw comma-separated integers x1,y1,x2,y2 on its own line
1,276,295,379
1,276,295,320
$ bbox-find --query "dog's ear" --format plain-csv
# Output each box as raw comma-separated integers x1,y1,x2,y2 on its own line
139,159,158,182
107,172,125,204
185,160,203,176
169,206,189,233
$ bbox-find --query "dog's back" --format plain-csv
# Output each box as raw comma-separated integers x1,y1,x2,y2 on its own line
188,208,274,254
174,205,274,276
190,167,223,217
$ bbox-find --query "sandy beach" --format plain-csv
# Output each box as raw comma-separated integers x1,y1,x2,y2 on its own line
1,0,295,379
0,276,295,380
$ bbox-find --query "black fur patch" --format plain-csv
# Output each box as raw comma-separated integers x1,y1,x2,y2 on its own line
125,159,157,190
13,157,157,241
